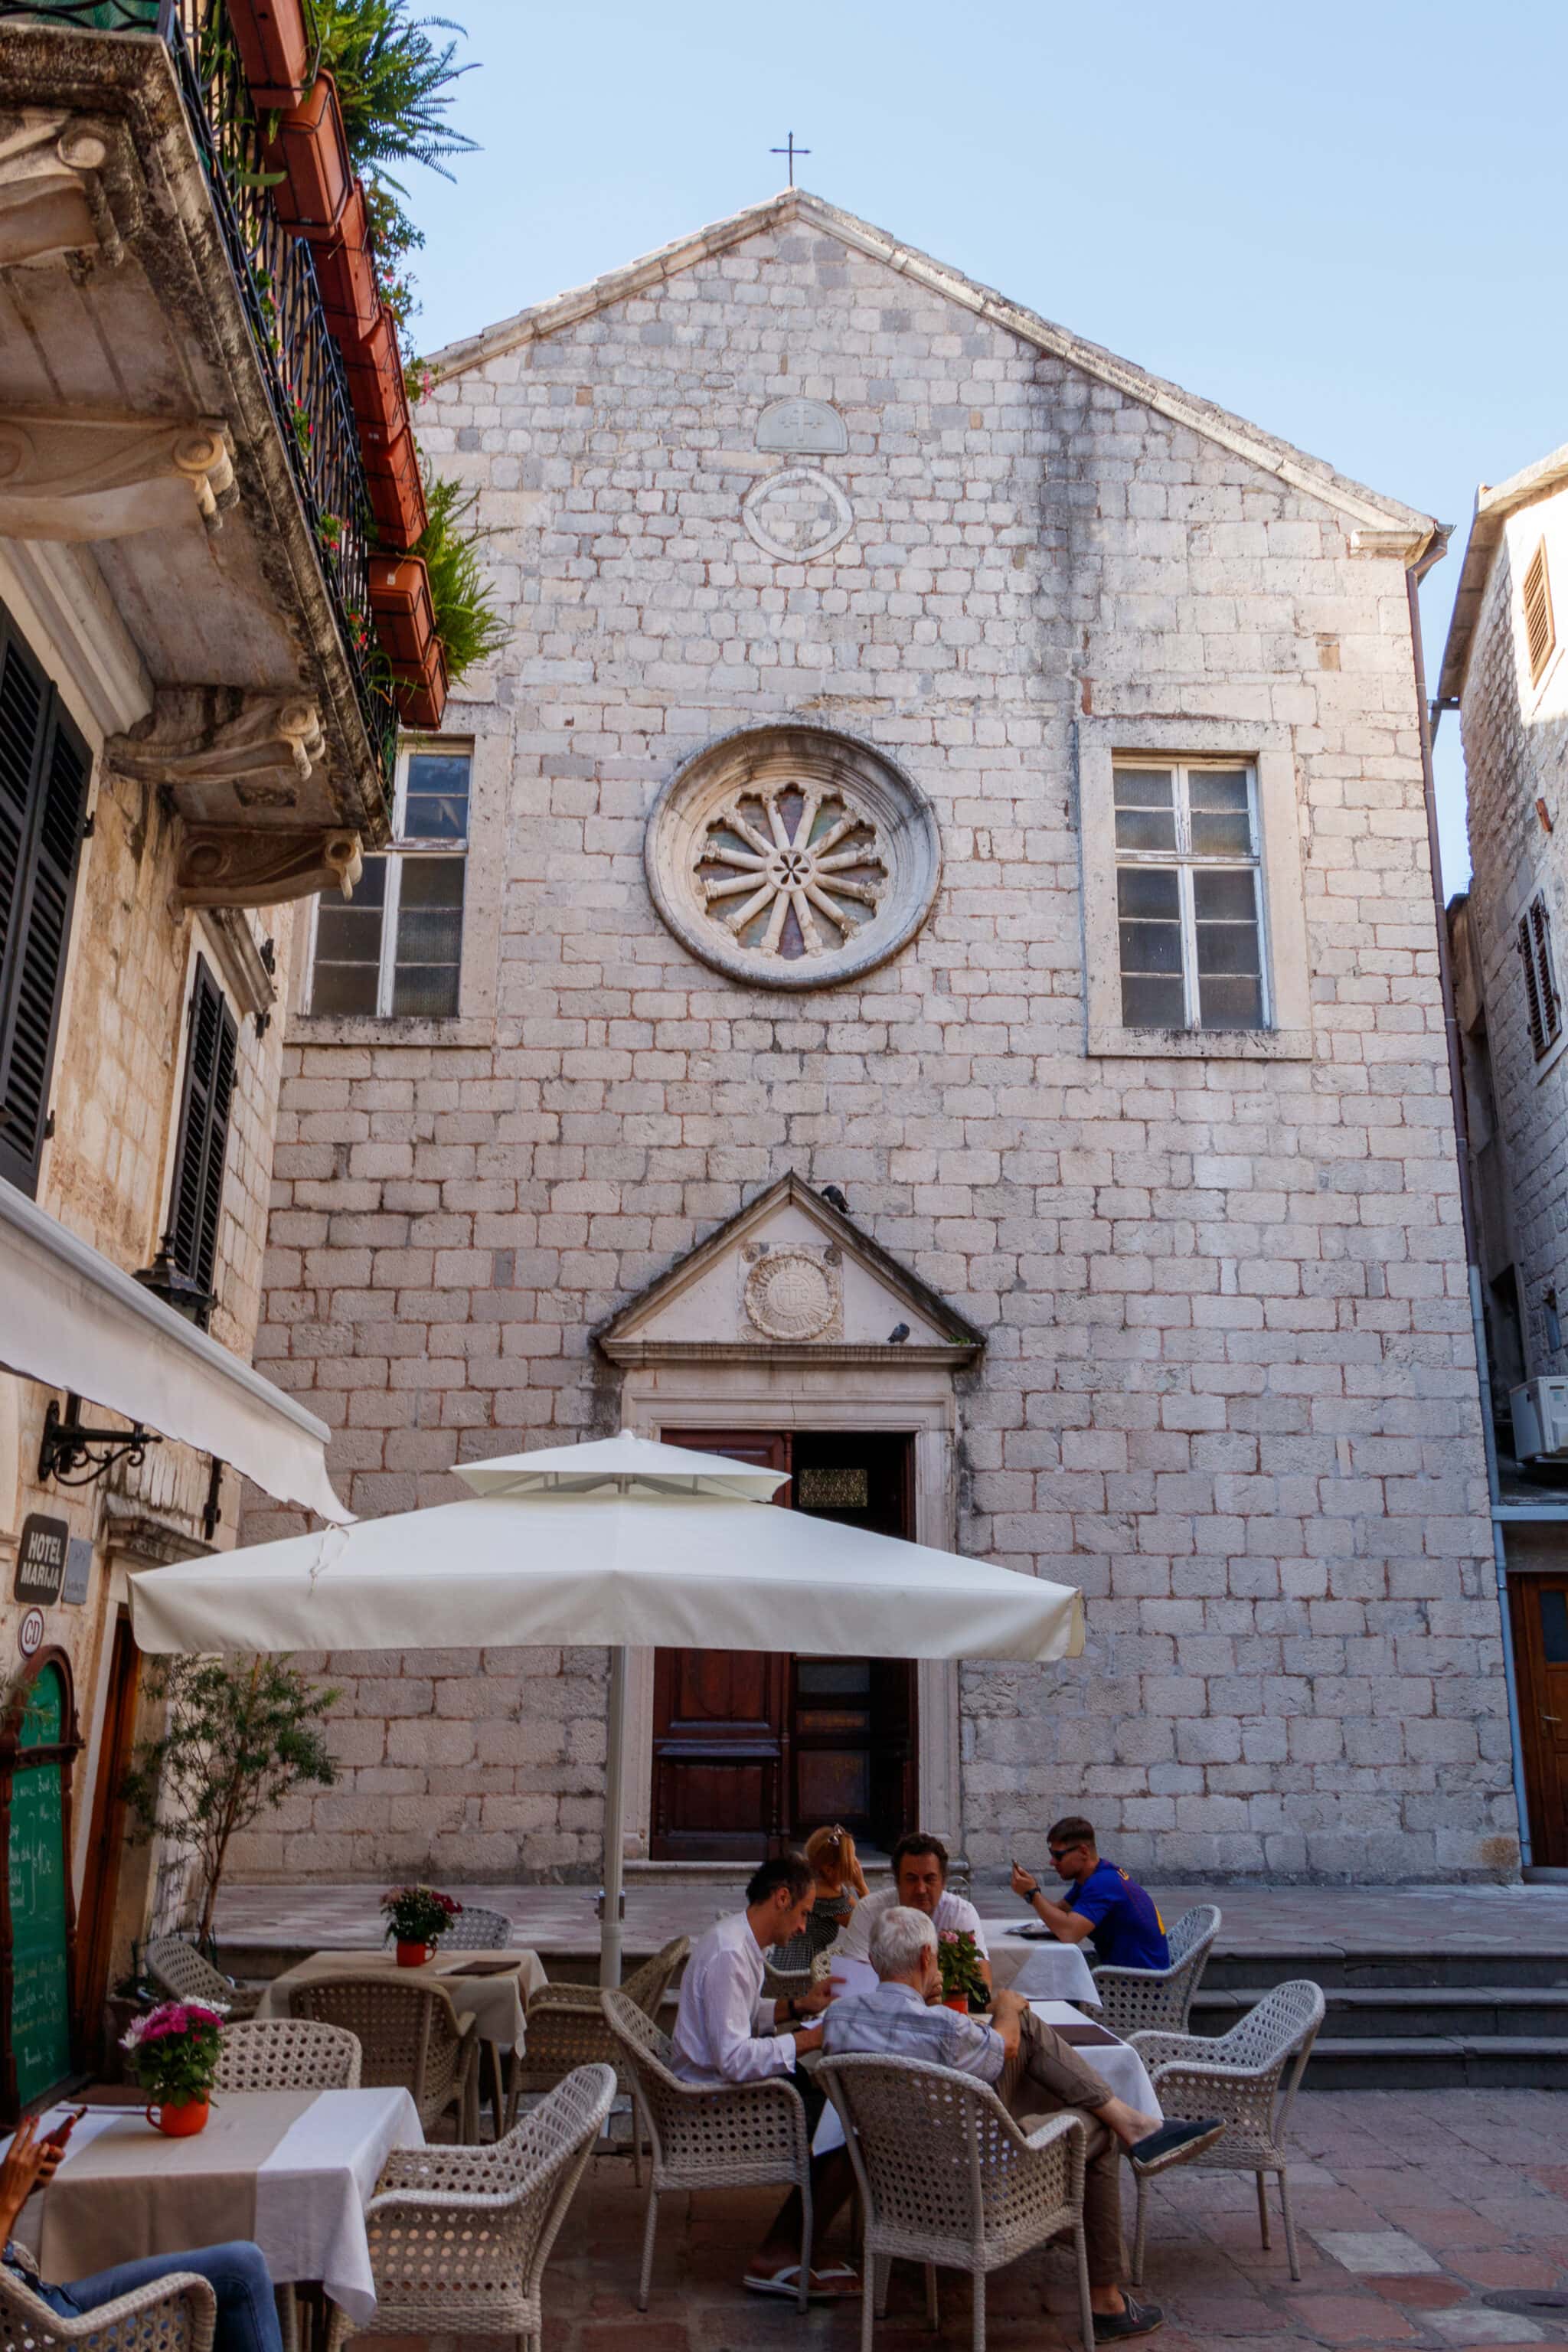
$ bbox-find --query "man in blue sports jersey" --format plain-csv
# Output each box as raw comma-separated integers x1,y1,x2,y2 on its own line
1011,1816,1170,1971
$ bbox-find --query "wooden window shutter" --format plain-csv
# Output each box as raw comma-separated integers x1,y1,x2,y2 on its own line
167,957,238,1325
1524,542,1556,684
1531,895,1561,1047
0,603,90,1197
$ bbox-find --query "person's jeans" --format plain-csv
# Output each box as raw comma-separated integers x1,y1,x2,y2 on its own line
28,2239,283,2352
1001,2011,1126,2288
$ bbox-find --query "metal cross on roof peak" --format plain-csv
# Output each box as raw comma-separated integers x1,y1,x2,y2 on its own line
770,132,810,188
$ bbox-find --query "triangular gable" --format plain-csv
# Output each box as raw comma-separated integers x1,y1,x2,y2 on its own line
595,1172,985,1367
429,188,1438,554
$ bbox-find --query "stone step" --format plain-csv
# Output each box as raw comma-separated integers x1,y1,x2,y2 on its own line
1202,1946,1568,1993
1303,2034,1568,2091
1194,1983,1568,2039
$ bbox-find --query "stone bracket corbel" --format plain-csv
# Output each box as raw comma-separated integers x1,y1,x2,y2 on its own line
0,408,236,542
109,688,326,805
177,824,363,911
0,108,141,273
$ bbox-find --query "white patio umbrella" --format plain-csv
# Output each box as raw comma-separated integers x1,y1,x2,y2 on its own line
130,1431,1084,1982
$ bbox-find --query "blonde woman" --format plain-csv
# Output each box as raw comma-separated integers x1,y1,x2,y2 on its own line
803,1823,869,1957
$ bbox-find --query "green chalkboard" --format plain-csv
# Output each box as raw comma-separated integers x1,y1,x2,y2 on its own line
8,1665,71,2109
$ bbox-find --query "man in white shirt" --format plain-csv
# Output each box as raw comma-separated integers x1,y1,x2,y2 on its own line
671,1851,858,2301
835,1831,992,1993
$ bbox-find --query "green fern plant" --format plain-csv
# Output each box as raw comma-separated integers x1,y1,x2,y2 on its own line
312,0,477,189
410,474,507,684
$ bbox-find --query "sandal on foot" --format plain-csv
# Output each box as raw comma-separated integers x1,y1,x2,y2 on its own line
743,2261,860,2301
1128,2117,1225,2174
1094,2295,1165,2341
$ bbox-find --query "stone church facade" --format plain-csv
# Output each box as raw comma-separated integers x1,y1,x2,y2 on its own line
237,192,1518,1887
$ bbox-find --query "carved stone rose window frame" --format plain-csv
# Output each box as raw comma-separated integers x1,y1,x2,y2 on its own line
644,725,942,991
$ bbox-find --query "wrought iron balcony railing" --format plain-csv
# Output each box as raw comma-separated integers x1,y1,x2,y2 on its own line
0,0,396,804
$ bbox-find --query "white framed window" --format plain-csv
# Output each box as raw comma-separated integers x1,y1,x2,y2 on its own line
1113,760,1267,1032
306,743,470,1018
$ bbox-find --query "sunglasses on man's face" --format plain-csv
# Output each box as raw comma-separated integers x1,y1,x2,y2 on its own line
1048,1843,1084,1860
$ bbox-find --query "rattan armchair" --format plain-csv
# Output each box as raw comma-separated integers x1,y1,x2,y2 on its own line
327,2063,615,2352
603,1988,815,2314
442,1905,514,1949
819,2051,1094,2352
289,1975,479,2139
761,1943,836,2004
0,2247,214,2352
1128,1976,1325,2284
145,1936,261,2021
1089,1904,1221,2038
511,1936,688,2170
215,2016,363,2091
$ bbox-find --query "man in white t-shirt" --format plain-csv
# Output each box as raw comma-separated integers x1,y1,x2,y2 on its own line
835,1831,991,1994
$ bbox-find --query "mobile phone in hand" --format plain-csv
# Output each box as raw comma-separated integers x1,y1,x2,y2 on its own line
43,2105,87,2151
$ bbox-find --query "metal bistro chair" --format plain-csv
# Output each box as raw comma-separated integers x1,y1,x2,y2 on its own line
819,2050,1095,2352
513,1936,688,2174
329,2064,615,2352
0,2246,215,2352
603,1989,814,2314
441,1905,515,1949
1128,1977,1326,2285
145,1936,262,2021
1089,1904,1221,2038
290,1975,479,2140
215,2017,362,2092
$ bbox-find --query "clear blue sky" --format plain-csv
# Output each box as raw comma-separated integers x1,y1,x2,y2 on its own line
407,0,1568,894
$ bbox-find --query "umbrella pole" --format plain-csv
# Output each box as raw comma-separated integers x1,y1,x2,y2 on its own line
599,1644,629,1988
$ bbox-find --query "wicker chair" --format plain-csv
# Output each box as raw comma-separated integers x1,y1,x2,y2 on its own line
442,1905,514,1949
328,2063,615,2352
761,1943,836,2004
511,1936,688,2171
819,2051,1094,2352
289,1975,479,2139
0,2246,215,2352
1089,1903,1221,2038
603,1988,814,2314
1128,1977,1326,2285
145,1936,261,2022
215,2016,363,2091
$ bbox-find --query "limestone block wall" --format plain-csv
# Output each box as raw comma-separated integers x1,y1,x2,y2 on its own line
1459,485,1568,1380
237,210,1515,1886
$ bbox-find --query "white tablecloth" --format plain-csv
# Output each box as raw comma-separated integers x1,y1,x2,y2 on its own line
11,2089,422,2324
258,1947,544,2055
979,1922,1101,2007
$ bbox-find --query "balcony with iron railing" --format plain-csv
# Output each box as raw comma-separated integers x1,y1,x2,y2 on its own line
0,0,399,889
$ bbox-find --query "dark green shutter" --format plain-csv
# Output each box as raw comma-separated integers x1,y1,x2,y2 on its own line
0,602,90,1197
168,958,238,1326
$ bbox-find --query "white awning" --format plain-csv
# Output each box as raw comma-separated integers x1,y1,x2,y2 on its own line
0,1176,348,1524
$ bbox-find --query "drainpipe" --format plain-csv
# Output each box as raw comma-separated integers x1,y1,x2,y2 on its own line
1406,551,1533,1869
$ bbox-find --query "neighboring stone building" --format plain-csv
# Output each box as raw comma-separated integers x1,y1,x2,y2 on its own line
244,190,1519,1889
1439,443,1568,1873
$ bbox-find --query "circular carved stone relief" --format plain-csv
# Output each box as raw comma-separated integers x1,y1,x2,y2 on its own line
645,726,942,990
741,466,854,563
744,1249,837,1341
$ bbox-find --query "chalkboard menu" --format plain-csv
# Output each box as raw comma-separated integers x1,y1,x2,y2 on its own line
6,1664,72,2109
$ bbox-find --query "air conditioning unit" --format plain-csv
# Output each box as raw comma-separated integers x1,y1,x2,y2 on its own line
1510,1377,1568,1460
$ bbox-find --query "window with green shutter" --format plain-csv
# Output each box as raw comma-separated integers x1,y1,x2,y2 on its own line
0,600,91,1197
166,957,238,1328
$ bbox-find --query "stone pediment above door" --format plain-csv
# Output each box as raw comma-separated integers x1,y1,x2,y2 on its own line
595,1172,985,1367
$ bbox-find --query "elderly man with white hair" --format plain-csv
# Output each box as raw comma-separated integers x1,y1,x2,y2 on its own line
822,1905,1223,2344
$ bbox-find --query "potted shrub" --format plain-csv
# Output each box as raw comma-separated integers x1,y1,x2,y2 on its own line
264,73,354,234
229,0,315,108
410,473,508,684
368,550,436,662
122,2001,225,2137
381,1885,461,1966
309,178,379,342
937,1929,987,2014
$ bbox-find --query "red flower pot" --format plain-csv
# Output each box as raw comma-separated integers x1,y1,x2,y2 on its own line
362,413,428,550
942,1991,969,2014
392,634,449,732
265,74,352,235
369,554,436,665
341,303,403,420
312,181,378,343
146,2097,210,2137
228,0,313,108
395,1941,434,1968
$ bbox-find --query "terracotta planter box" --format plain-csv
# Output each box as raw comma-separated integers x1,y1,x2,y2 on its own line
392,634,449,732
362,412,427,550
341,303,403,420
369,554,436,666
312,181,378,343
229,0,313,108
264,74,352,235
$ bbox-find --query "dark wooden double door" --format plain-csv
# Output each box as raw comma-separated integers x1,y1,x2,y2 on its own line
651,1430,917,1860
1511,1572,1568,1869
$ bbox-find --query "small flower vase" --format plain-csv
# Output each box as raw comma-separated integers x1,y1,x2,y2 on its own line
943,1991,969,2014
395,1940,433,1968
147,2097,209,2138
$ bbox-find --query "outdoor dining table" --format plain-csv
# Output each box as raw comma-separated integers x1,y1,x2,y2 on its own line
979,1922,1102,2007
9,2088,422,2323
256,1944,547,2055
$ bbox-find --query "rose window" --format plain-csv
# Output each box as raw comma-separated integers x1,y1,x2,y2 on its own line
645,725,942,991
